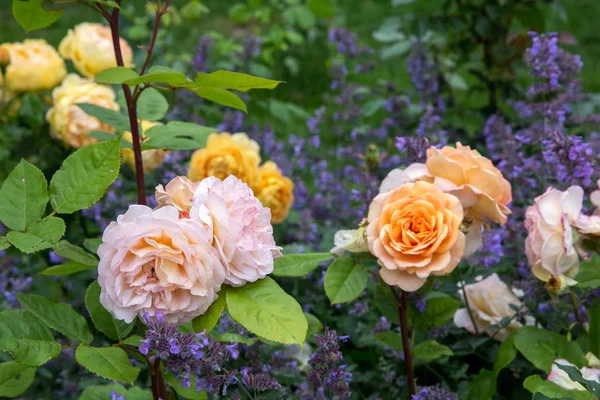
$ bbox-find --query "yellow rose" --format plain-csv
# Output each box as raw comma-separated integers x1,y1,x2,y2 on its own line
121,121,168,173
188,132,261,187
426,143,512,225
255,161,294,223
47,74,118,148
0,39,66,93
59,23,133,78
366,181,465,292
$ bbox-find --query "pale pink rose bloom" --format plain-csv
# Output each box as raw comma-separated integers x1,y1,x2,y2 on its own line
97,205,226,324
524,186,583,285
155,176,199,215
453,274,525,341
591,179,600,214
573,214,600,235
190,175,282,286
547,359,600,391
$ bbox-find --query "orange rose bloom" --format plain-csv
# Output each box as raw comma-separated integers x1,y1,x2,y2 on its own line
426,143,512,225
188,132,261,188
367,181,465,291
256,161,294,223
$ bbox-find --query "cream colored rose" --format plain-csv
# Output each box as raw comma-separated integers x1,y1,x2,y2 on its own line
591,179,600,214
573,214,600,235
255,161,294,223
155,176,198,216
97,205,227,324
426,143,512,225
525,186,583,288
121,121,168,173
453,273,525,341
0,40,66,93
547,359,600,391
188,132,261,188
59,23,133,77
331,227,368,257
367,181,465,292
47,74,118,148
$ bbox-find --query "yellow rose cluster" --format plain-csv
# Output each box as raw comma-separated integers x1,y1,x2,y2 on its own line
188,132,294,223
0,23,133,149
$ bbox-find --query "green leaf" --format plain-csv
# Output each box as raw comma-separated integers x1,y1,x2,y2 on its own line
305,312,324,337
465,369,496,400
85,281,133,341
165,372,208,399
12,0,62,32
49,137,120,214
80,384,126,400
324,256,368,304
76,103,130,132
374,277,400,325
272,252,333,277
89,0,121,8
143,122,215,150
381,40,412,59
374,331,402,351
0,310,62,367
41,261,94,276
124,66,189,86
590,301,600,357
0,236,10,251
193,71,283,92
446,73,468,91
226,277,308,345
136,88,169,121
513,326,586,373
192,89,248,113
493,334,517,375
7,216,65,253
413,340,453,361
523,375,596,400
83,238,102,254
212,332,256,346
123,335,143,347
75,344,140,384
0,361,36,398
307,0,336,18
414,296,460,330
17,293,93,344
228,3,252,23
95,67,139,85
192,292,226,334
53,240,98,266
576,254,600,289
123,387,153,400
0,159,48,231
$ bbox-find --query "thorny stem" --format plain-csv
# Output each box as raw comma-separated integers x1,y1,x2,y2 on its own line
392,288,416,397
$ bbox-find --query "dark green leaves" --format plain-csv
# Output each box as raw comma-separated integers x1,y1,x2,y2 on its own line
324,256,368,304
49,137,121,214
95,67,139,85
136,88,169,121
413,340,453,361
7,216,65,253
143,122,215,150
192,292,226,334
589,301,600,357
192,71,283,92
192,89,248,112
0,310,61,367
524,375,596,400
17,293,93,344
53,240,98,266
226,277,308,345
75,345,140,384
513,326,586,373
0,159,48,231
413,296,460,330
85,281,133,341
12,0,63,32
272,252,333,277
575,254,600,289
76,104,130,132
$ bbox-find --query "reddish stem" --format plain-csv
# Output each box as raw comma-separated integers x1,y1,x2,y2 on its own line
393,288,416,397
108,1,146,205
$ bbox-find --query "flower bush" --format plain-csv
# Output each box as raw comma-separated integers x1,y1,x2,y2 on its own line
2,1,600,400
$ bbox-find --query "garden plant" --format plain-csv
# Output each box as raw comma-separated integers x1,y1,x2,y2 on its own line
1,0,600,399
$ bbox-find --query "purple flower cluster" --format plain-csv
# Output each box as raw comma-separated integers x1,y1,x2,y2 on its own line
412,384,459,400
542,130,596,187
0,265,32,308
301,328,351,399
140,313,239,395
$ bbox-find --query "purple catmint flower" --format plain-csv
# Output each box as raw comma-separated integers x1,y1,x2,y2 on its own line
329,28,358,58
407,41,439,103
193,34,212,72
412,384,459,400
542,130,596,187
110,392,125,400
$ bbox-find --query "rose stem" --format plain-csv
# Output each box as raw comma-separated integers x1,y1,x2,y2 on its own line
107,0,146,205
393,288,416,397
569,290,587,333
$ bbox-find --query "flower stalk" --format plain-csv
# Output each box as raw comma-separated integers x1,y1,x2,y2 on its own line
393,288,416,397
